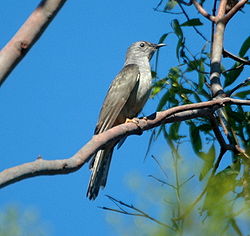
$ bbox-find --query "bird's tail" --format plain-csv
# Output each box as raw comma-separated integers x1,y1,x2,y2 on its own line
87,147,114,200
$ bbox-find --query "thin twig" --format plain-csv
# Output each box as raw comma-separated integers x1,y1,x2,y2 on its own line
148,175,176,188
173,185,207,221
154,8,183,14
227,77,250,96
173,139,228,221
223,0,248,23
177,0,192,6
222,63,244,74
192,0,216,21
151,155,169,178
174,113,238,221
179,174,195,187
186,60,210,74
223,49,250,65
177,1,208,41
102,195,176,230
154,0,165,11
172,148,182,224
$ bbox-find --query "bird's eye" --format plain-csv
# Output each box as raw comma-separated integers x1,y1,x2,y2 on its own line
140,43,145,47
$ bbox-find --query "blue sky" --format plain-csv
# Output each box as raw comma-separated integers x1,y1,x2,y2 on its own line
0,0,249,235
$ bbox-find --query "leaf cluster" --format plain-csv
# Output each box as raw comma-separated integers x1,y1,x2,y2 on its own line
146,1,250,234
152,1,250,179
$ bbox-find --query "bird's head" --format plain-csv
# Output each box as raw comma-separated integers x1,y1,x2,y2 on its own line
126,41,165,62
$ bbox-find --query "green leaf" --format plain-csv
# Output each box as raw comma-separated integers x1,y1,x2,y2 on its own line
151,78,168,97
226,108,244,123
198,61,206,90
169,122,181,140
171,19,184,60
224,37,250,88
181,18,203,27
189,121,202,155
157,91,170,111
234,90,250,98
168,92,179,105
164,0,178,10
172,20,183,38
199,144,216,180
197,123,212,133
158,33,170,44
151,70,157,78
145,129,156,159
168,66,181,82
162,125,175,150
186,59,200,72
199,88,211,99
239,36,250,57
224,63,244,88
193,92,202,103
151,87,161,98
192,81,210,99
203,165,239,212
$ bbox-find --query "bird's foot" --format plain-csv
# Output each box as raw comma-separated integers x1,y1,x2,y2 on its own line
125,117,145,135
125,117,140,125
125,116,148,125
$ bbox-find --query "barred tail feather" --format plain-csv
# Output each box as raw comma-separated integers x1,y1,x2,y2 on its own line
87,148,114,200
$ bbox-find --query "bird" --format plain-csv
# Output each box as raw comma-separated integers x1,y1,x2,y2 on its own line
87,41,165,200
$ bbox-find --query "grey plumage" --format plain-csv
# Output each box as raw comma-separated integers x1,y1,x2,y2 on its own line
87,41,165,200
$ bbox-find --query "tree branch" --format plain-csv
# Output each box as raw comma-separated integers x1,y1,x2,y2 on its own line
223,49,250,65
209,114,232,151
217,0,227,18
192,0,216,22
210,21,226,97
0,98,249,188
208,0,230,98
0,0,67,86
223,0,248,24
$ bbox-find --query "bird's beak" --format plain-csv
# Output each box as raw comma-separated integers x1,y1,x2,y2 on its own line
155,43,166,49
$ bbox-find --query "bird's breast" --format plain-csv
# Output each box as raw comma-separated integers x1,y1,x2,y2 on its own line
136,69,152,104
119,68,152,120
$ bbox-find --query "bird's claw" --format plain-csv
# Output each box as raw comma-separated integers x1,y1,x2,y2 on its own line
125,117,144,135
125,118,140,125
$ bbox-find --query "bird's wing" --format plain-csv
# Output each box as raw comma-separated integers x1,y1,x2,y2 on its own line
95,64,140,134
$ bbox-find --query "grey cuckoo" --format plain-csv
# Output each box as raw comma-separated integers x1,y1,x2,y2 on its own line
87,41,165,200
